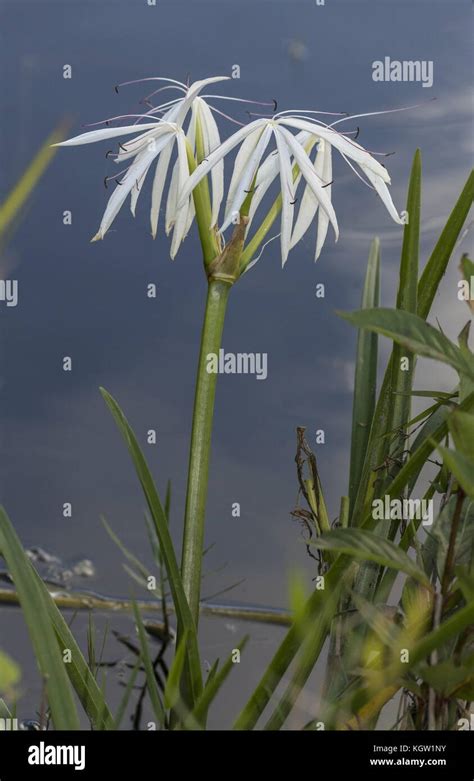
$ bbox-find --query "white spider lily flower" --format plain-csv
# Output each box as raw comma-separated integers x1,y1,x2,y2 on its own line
178,115,402,265
178,118,338,265
53,76,229,251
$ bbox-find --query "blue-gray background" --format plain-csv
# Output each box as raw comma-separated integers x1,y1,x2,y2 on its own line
0,0,472,728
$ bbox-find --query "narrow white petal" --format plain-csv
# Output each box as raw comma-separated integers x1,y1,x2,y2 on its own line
165,158,179,235
184,195,196,238
177,119,267,208
95,141,167,238
129,133,176,218
220,125,273,233
175,76,230,125
290,138,323,248
273,128,296,266
194,98,224,227
246,131,312,235
224,128,265,218
150,139,175,238
280,117,391,183
278,126,339,242
361,166,404,224
170,131,192,258
315,142,333,260
130,152,152,217
54,123,164,147
115,122,177,163
187,102,198,154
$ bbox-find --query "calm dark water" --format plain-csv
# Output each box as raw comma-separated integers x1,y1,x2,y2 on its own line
0,0,472,728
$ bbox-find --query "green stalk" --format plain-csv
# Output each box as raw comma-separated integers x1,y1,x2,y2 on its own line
180,119,249,624
185,138,220,268
180,278,231,623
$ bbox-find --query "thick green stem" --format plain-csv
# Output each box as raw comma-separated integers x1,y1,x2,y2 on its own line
180,278,231,624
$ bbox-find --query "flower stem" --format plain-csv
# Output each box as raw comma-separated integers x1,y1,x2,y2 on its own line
180,277,232,625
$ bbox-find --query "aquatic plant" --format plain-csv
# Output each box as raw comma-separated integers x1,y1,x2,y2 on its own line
0,75,472,730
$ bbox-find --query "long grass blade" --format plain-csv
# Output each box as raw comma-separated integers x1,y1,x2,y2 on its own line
100,388,203,705
0,507,80,729
186,636,249,729
131,600,166,726
348,238,380,510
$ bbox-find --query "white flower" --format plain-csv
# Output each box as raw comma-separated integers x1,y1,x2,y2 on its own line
178,115,403,266
54,76,229,256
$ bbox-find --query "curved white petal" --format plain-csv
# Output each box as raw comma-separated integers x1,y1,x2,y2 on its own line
278,126,339,242
279,117,390,183
273,127,296,266
315,141,333,260
195,98,224,228
165,157,179,235
175,76,230,125
94,138,171,239
184,195,196,239
361,166,404,225
290,138,324,249
150,138,175,238
116,113,180,162
221,125,273,233
54,122,165,147
177,119,267,209
224,127,265,219
245,131,311,236
170,131,192,258
130,150,153,217
187,102,198,154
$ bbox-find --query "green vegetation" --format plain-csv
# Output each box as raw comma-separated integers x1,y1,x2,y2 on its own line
0,152,473,731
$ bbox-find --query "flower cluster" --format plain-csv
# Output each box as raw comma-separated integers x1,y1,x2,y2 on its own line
56,75,403,267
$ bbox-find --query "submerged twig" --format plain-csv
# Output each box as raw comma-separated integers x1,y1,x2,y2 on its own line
0,587,292,627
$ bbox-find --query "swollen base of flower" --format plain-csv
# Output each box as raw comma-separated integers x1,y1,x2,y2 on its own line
206,217,249,284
